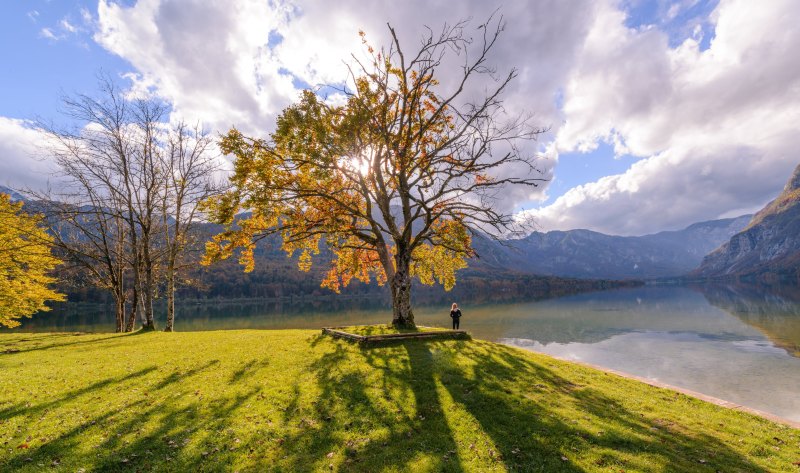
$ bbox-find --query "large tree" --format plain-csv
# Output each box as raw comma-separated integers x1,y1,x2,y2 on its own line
0,194,65,328
204,17,545,326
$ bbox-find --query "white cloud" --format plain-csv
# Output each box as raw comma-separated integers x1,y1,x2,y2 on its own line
94,0,298,134
91,0,596,212
80,8,93,24
60,19,78,33
14,0,796,235
526,0,800,235
39,14,87,42
39,27,59,40
0,118,58,191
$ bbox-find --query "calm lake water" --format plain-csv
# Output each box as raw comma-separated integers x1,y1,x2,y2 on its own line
11,284,800,422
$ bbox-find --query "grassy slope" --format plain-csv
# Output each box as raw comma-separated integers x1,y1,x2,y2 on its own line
0,331,797,472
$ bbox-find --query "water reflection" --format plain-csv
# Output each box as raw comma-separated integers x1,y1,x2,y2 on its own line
7,283,800,422
699,283,800,356
490,285,800,422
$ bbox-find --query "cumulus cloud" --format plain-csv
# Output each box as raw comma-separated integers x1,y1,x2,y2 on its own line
94,0,298,133
526,0,800,235
91,0,596,211
7,0,796,235
0,118,59,191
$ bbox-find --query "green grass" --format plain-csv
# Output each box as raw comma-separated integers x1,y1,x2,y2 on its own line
0,330,797,472
337,325,449,336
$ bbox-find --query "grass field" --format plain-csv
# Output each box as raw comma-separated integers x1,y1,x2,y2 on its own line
0,330,797,472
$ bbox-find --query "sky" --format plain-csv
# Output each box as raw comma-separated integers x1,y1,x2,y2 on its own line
1,0,798,236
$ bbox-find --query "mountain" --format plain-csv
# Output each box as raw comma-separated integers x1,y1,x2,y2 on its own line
693,163,800,282
32,187,754,303
468,215,751,280
171,224,641,303
0,185,25,202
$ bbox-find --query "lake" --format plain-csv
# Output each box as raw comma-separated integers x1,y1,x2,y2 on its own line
10,283,800,423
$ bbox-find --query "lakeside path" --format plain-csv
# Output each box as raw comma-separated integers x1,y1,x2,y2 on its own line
0,330,798,472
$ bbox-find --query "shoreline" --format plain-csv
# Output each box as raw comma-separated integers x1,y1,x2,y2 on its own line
513,345,800,429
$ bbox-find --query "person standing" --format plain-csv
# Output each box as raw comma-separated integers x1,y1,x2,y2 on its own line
450,303,462,330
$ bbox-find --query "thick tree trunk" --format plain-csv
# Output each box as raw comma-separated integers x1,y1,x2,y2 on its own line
391,251,414,327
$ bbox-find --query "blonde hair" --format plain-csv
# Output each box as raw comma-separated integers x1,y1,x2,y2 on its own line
451,303,458,310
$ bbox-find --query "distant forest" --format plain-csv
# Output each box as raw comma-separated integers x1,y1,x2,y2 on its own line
59,226,641,305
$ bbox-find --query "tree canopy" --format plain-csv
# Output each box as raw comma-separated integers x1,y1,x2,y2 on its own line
204,17,545,325
0,193,64,328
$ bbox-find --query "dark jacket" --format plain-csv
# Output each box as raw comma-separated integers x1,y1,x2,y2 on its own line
450,309,462,319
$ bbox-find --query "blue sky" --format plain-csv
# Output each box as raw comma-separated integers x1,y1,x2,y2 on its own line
539,145,640,209
1,0,797,236
624,0,719,49
0,1,129,121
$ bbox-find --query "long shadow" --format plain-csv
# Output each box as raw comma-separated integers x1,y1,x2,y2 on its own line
153,359,220,390
229,358,269,383
0,333,78,345
0,365,157,421
2,383,261,472
0,334,123,356
440,341,774,472
1,351,269,471
273,336,466,472
0,335,782,472
568,386,775,472
405,341,585,472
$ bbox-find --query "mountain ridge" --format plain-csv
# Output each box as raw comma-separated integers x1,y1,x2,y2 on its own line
469,214,751,280
1,184,755,284
693,163,800,281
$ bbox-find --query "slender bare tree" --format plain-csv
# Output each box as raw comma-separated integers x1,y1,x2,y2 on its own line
160,122,220,332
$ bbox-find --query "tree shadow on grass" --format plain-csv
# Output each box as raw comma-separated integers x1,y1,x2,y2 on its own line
229,358,270,383
270,337,466,472
405,340,586,472
0,334,122,355
438,342,775,472
0,334,782,472
0,333,79,346
0,365,158,421
87,387,261,472
2,385,261,472
154,359,221,390
567,386,775,472
293,336,777,472
1,356,265,472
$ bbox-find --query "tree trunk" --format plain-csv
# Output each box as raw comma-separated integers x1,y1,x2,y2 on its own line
114,293,125,333
164,268,175,332
126,284,139,332
391,250,414,327
141,261,156,331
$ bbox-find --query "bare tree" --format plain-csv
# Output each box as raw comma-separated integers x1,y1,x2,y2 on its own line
44,187,131,332
37,77,219,332
160,122,220,332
